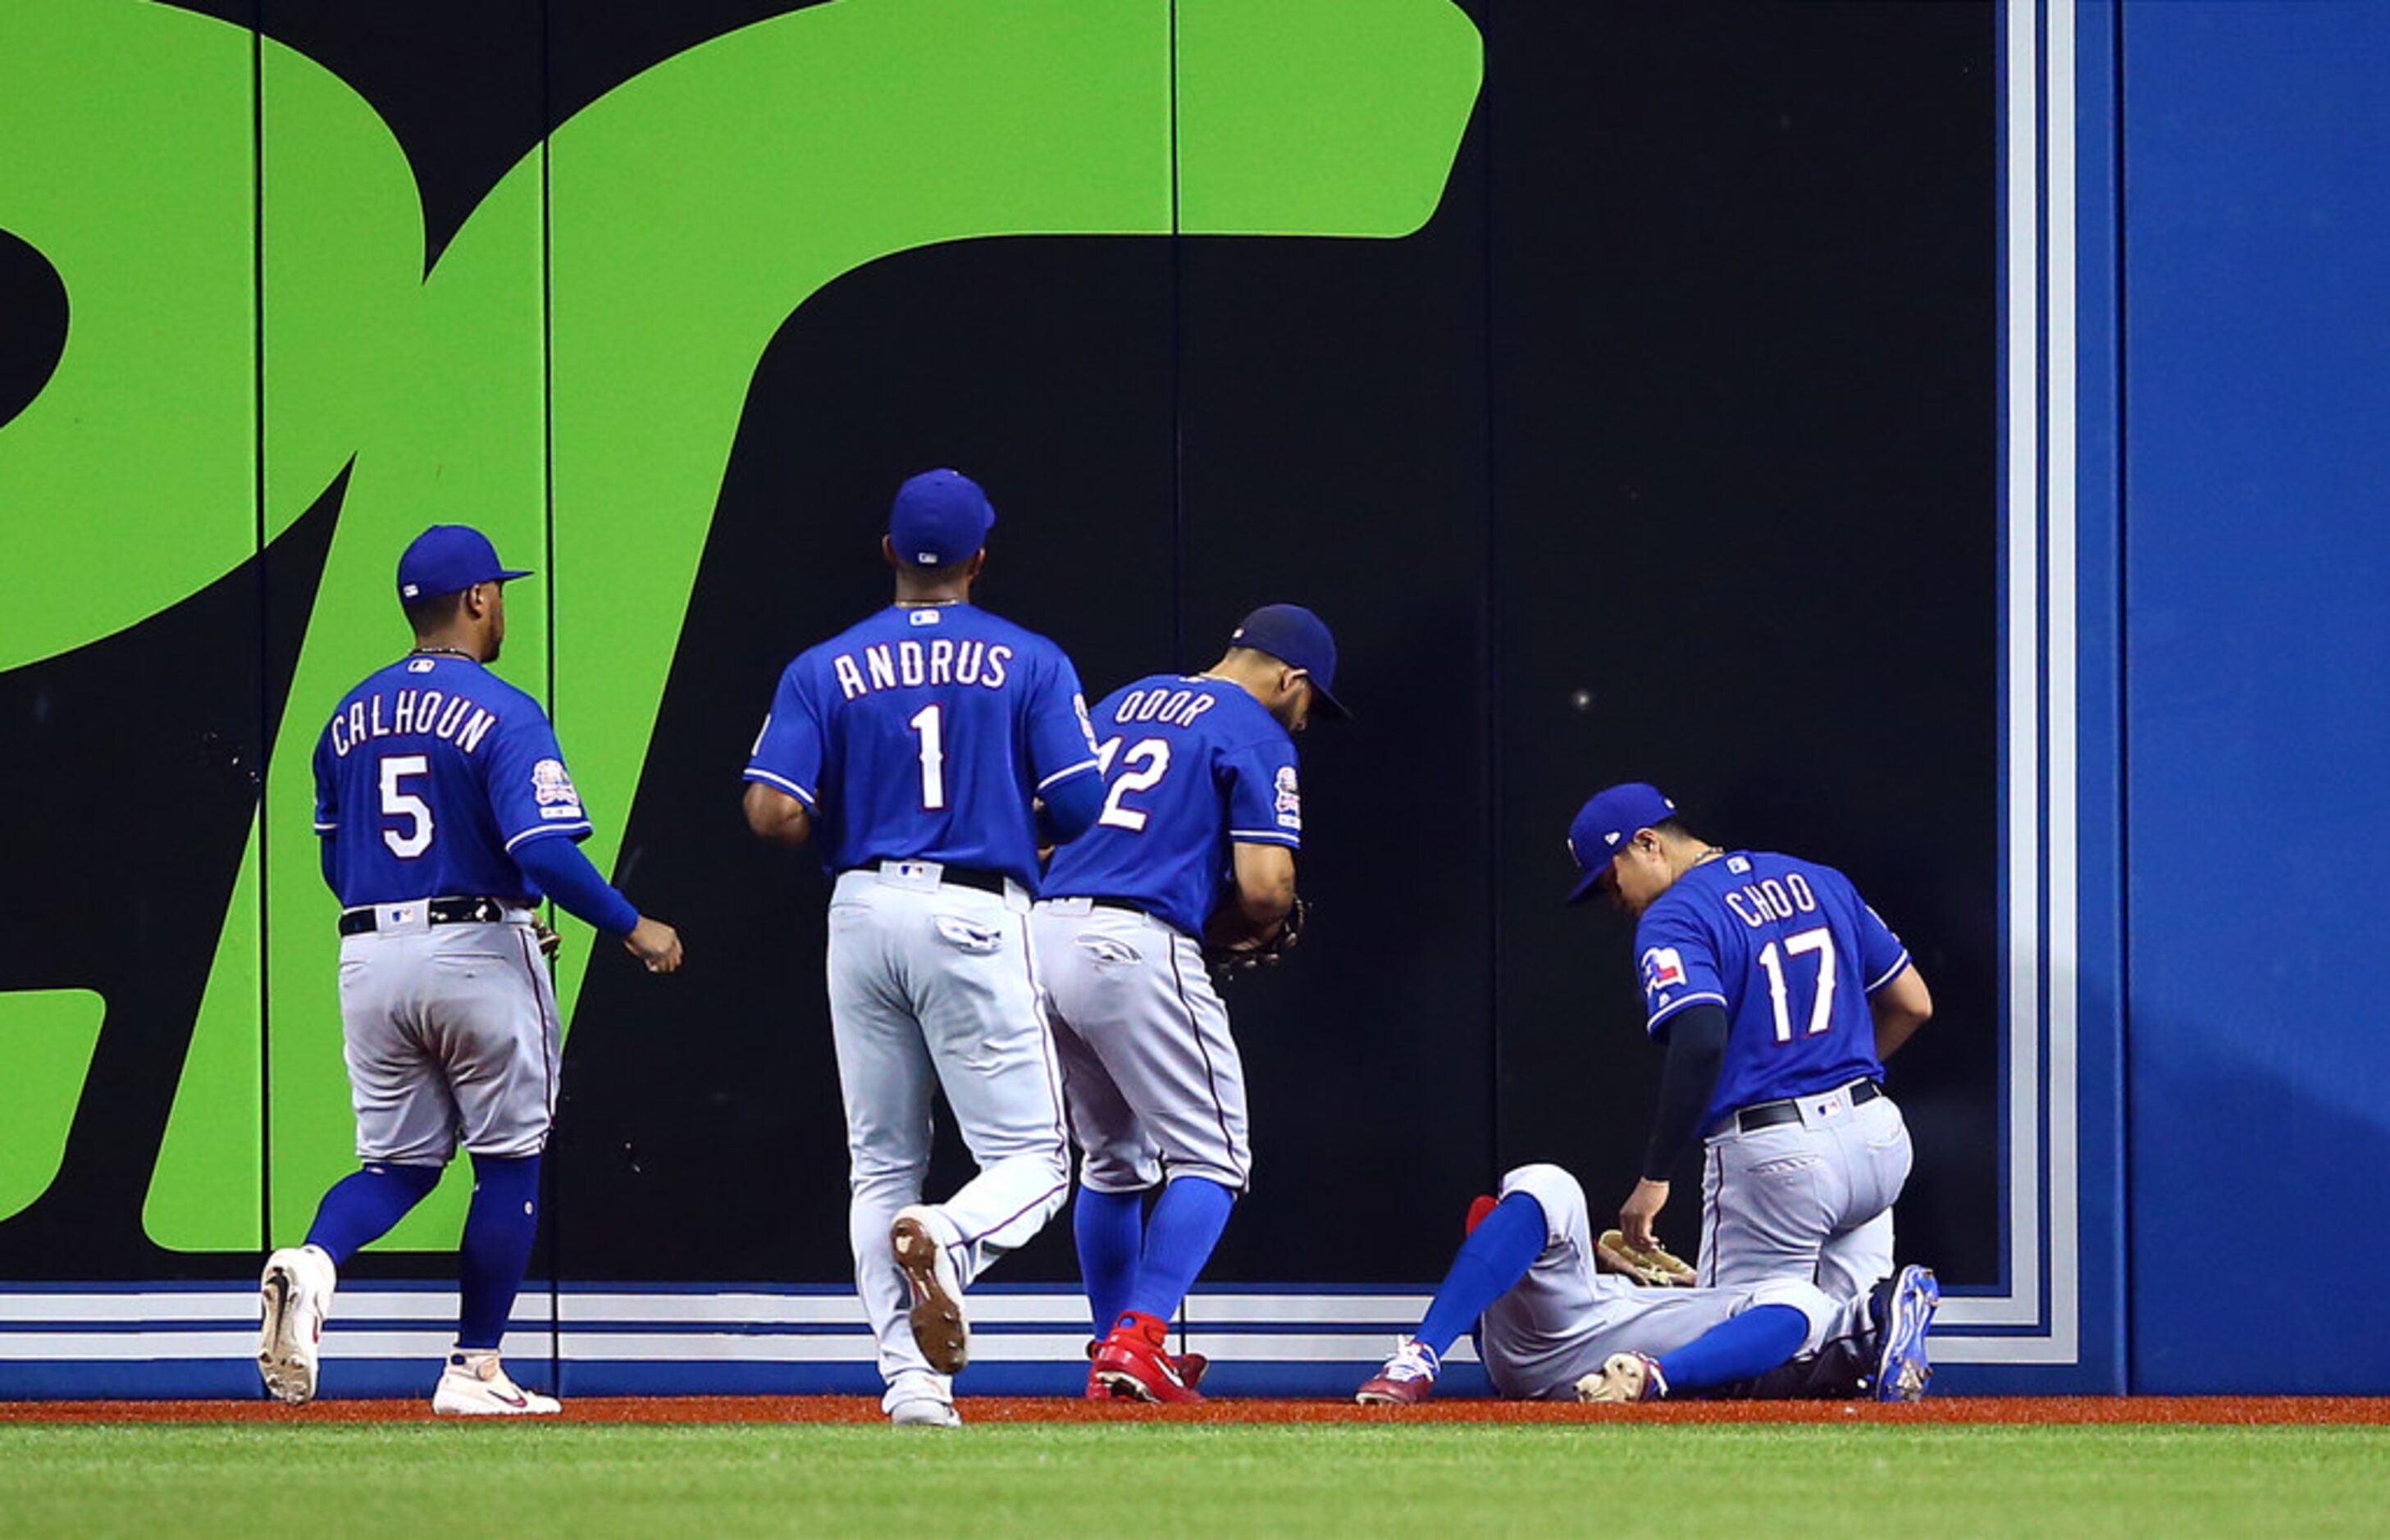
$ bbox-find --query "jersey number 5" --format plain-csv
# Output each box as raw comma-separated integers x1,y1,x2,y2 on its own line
380,753,434,859
1094,736,1171,832
1755,927,1837,1043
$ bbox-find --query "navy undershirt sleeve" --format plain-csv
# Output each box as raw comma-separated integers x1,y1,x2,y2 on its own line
1643,1003,1731,1181
512,835,641,937
318,835,338,895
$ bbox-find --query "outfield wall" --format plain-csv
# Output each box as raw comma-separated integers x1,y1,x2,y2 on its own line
0,0,2368,1398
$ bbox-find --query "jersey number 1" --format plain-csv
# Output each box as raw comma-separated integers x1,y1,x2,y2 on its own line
909,704,946,810
1756,927,1837,1043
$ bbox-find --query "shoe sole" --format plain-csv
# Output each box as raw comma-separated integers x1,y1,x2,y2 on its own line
1093,1368,1161,1402
431,1397,561,1417
1576,1355,1653,1404
891,1216,969,1374
257,1265,317,1406
1355,1387,1429,1406
1875,1267,1941,1402
1092,1365,1202,1405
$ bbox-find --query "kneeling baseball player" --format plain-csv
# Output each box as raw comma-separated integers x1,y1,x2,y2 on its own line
1355,1162,1938,1405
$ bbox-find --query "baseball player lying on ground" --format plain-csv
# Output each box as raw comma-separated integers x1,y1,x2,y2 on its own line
1355,1162,1938,1405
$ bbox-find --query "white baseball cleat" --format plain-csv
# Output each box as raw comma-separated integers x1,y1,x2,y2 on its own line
258,1244,338,1406
888,1396,963,1428
1575,1351,1668,1404
431,1349,562,1417
890,1205,970,1374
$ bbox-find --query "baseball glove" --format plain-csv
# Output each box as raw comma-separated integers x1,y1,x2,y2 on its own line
1595,1228,1696,1287
1205,895,1308,985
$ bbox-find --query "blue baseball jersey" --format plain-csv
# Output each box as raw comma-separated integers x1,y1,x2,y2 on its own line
744,603,1100,891
1631,851,1911,1123
1042,675,1302,938
312,655,594,909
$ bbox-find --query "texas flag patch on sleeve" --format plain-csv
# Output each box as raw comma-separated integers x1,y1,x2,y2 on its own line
1640,945,1688,997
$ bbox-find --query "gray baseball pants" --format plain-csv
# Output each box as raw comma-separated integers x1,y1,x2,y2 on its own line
1697,1082,1912,1300
1029,898,1252,1195
1482,1163,1849,1401
826,866,1070,1410
335,906,558,1164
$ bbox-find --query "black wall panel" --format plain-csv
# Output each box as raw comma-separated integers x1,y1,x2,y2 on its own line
1173,122,1495,1280
1484,2,2000,1282
555,235,1179,1282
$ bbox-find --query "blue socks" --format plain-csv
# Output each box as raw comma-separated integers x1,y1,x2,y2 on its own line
1656,1303,1809,1392
303,1161,442,1264
457,1153,542,1351
1414,1192,1547,1357
1074,1187,1146,1336
1119,1178,1236,1326
299,1155,545,1352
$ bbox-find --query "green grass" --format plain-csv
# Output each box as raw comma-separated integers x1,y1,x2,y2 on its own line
2,1424,2384,1538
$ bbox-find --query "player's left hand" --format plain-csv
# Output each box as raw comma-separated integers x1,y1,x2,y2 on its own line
1620,1178,1670,1255
1203,894,1307,986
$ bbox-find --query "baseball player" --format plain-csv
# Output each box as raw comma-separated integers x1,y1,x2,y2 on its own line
1355,1163,1939,1404
741,469,1103,1428
258,524,684,1416
1567,782,1933,1296
1031,604,1346,1403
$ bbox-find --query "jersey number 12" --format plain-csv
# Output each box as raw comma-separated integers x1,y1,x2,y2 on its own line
1094,735,1171,832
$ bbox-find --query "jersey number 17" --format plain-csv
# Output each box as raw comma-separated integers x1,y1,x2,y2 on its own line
1755,927,1837,1043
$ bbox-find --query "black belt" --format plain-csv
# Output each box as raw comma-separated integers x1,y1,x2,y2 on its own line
337,895,514,936
1722,1079,1883,1137
848,861,1009,895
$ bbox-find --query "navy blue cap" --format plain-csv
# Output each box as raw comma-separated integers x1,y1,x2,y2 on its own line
396,525,531,603
1229,604,1348,720
1565,781,1679,904
888,468,996,567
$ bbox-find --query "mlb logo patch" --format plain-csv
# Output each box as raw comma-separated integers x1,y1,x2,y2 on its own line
1640,945,1688,996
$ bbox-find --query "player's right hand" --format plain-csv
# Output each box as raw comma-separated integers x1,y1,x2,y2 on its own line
623,916,685,974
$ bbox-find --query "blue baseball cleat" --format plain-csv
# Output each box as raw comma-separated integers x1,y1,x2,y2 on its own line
1873,1264,1940,1401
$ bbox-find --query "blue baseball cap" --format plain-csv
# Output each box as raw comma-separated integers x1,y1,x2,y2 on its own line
1229,604,1349,720
888,468,996,567
1565,781,1679,904
396,524,531,603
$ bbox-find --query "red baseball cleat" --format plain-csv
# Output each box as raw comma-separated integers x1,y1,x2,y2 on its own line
1090,1311,1206,1403
1355,1337,1441,1406
1084,1337,1209,1397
